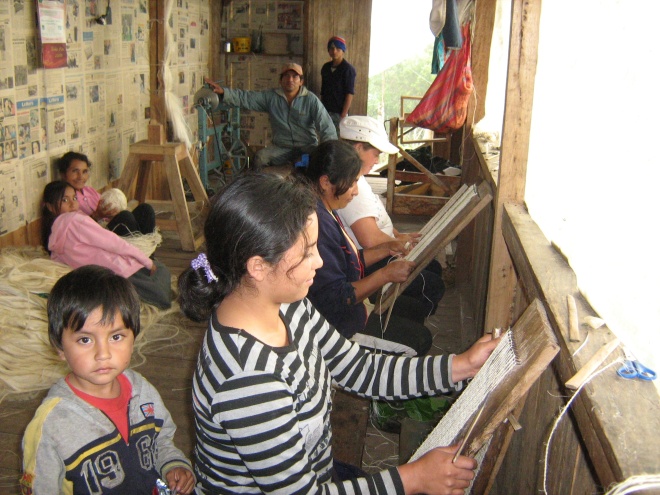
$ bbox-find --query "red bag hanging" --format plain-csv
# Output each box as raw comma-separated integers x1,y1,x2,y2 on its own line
406,24,473,133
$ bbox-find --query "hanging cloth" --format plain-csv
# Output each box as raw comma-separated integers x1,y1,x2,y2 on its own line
429,0,447,37
431,34,447,74
442,0,463,49
406,24,473,133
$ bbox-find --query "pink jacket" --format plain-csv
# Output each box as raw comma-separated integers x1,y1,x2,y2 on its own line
75,186,101,217
49,212,153,278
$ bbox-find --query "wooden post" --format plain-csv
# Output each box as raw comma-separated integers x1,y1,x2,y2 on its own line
484,0,542,331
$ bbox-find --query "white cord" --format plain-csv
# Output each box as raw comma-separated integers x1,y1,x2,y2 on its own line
541,359,622,494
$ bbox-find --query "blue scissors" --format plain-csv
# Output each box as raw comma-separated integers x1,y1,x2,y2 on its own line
617,348,656,381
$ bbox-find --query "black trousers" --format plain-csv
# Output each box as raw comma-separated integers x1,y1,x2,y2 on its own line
107,203,156,236
366,257,445,316
362,294,433,356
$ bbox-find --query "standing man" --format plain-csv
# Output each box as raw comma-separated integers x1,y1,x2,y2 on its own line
204,63,336,169
321,36,356,135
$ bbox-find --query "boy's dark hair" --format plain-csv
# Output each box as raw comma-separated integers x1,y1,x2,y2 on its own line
48,265,141,350
56,151,91,176
302,140,361,197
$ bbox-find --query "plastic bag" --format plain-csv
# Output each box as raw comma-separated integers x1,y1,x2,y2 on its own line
406,24,472,133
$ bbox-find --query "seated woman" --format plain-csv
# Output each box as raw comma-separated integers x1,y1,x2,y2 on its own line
338,116,445,315
41,180,172,309
177,171,499,494
57,151,155,237
299,140,432,356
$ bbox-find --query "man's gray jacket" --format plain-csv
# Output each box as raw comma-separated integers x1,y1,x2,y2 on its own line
222,85,337,148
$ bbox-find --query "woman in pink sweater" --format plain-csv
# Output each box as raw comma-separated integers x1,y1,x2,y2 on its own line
41,181,172,309
57,151,155,237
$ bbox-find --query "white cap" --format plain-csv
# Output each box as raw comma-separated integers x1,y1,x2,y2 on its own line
339,116,398,154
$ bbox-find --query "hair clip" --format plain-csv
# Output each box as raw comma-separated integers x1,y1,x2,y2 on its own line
294,153,310,169
191,253,218,283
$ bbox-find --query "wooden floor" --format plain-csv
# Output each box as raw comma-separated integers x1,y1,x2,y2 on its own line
0,176,471,493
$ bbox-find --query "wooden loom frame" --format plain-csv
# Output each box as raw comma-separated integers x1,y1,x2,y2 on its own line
374,181,493,314
410,299,560,492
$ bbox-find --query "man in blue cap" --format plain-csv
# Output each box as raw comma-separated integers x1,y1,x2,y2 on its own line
321,36,356,135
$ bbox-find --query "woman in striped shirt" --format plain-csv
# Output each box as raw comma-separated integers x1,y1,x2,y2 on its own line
178,172,498,495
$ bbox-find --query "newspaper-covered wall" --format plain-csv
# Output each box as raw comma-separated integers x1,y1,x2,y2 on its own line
0,0,210,238
219,0,303,148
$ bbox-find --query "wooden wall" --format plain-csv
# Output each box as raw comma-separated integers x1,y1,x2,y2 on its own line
305,0,371,116
456,0,660,492
0,0,211,249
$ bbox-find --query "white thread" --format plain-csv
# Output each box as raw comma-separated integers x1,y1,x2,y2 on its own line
571,330,590,357
541,359,622,495
410,330,518,461
604,475,660,495
162,0,193,148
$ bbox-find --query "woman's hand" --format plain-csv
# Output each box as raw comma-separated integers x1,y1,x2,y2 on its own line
150,262,157,276
380,259,415,284
395,231,422,248
397,445,477,495
373,239,409,256
451,334,500,383
96,202,119,220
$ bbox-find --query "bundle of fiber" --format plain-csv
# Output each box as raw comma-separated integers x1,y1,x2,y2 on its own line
123,229,163,258
0,247,181,403
0,246,70,294
100,188,128,212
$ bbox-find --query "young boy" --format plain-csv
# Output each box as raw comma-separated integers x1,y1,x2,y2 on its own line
320,35,356,135
21,265,195,495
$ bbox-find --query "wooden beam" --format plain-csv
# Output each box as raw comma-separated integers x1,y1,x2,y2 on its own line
386,117,398,213
502,202,660,486
149,0,166,125
484,0,541,331
468,0,498,127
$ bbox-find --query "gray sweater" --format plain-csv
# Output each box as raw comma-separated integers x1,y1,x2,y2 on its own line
22,369,192,495
222,85,337,148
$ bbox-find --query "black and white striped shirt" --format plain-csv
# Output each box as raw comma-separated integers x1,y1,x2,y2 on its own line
192,298,463,494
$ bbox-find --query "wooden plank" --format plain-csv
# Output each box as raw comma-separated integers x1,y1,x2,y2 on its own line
329,390,370,468
305,0,371,115
394,183,429,196
472,398,526,494
117,152,141,197
483,0,542,332
397,148,445,188
392,195,449,217
467,0,498,127
502,202,660,486
386,117,398,213
178,148,210,218
393,171,461,188
164,155,195,251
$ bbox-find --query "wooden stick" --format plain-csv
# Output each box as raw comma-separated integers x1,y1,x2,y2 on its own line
565,338,620,390
381,283,399,333
453,405,484,463
567,295,581,342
